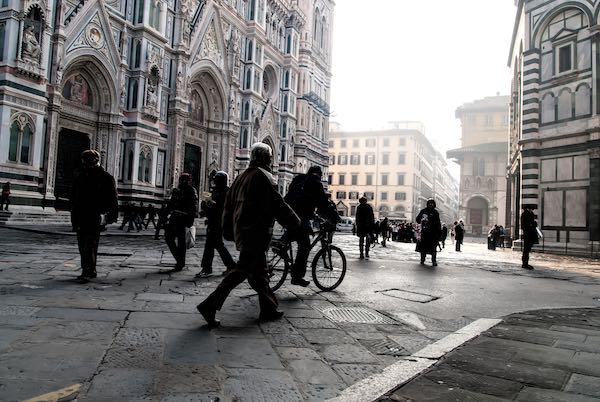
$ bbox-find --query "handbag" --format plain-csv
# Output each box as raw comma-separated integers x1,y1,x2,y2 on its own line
185,226,196,249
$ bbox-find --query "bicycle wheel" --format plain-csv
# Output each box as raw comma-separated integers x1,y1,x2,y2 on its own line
267,247,289,291
311,245,346,291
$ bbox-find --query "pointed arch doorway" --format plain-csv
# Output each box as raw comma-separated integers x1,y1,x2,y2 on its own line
54,129,90,209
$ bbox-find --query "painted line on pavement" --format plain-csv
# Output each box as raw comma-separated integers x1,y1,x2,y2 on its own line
327,318,502,402
22,383,81,402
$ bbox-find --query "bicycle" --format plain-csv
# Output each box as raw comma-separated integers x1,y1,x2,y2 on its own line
267,219,347,291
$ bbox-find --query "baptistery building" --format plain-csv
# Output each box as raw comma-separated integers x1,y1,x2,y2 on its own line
508,0,600,253
0,0,334,210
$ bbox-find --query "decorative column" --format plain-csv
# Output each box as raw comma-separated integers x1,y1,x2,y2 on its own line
590,148,600,241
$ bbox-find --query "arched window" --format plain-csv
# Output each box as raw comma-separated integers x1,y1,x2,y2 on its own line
243,101,250,120
245,69,252,90
313,9,320,40
283,94,288,112
8,118,33,164
280,145,286,162
281,121,287,138
240,128,248,148
127,150,134,180
284,70,290,88
320,16,326,48
138,146,152,183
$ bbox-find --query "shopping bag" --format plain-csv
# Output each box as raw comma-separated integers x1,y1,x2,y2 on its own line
186,226,196,249
535,227,543,239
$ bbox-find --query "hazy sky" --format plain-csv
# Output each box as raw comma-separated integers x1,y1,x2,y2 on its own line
329,0,517,156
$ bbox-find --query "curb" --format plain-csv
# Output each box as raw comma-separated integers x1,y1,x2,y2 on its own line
327,318,502,402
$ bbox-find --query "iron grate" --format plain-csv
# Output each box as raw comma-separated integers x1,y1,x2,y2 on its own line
322,307,396,324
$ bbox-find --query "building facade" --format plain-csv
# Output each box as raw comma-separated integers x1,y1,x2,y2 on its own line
328,122,459,223
0,0,333,210
508,0,600,252
447,95,509,236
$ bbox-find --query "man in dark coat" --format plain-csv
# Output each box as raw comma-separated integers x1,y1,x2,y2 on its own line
197,171,236,278
70,150,118,283
197,143,301,327
454,220,464,252
284,165,340,286
355,196,374,259
416,199,441,266
520,205,538,270
440,223,448,249
161,173,198,273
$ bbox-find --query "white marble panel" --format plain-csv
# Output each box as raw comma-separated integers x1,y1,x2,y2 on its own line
558,90,572,120
543,190,563,226
541,93,555,123
575,85,590,116
573,155,589,180
577,40,591,71
541,53,553,81
565,189,587,227
557,157,573,181
541,158,556,182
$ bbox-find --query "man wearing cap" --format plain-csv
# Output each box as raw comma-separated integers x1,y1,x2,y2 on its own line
70,150,118,282
197,143,300,326
161,173,198,273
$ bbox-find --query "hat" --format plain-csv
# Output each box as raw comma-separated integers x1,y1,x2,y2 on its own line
81,149,100,161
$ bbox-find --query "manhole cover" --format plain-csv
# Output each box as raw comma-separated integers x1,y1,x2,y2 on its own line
377,289,440,303
360,339,408,356
322,307,396,324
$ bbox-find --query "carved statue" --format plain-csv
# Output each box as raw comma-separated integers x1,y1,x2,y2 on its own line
22,25,41,62
146,83,158,109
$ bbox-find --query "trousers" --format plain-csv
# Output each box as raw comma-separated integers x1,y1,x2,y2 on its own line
201,226,235,272
77,230,100,276
165,223,187,268
201,247,278,314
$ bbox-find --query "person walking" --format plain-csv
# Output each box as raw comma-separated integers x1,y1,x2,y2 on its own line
454,220,464,252
1,182,11,210
355,196,374,259
416,199,441,266
70,150,118,283
160,173,198,274
197,171,236,278
283,165,340,286
440,223,448,249
380,217,389,247
145,204,157,229
154,203,167,240
196,143,301,327
520,205,538,270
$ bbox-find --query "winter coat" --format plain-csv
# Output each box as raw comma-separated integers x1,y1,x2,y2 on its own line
165,183,198,228
454,223,465,242
520,209,538,245
416,207,441,253
440,226,448,241
355,202,374,237
222,165,300,251
284,173,340,223
201,185,228,233
70,166,118,231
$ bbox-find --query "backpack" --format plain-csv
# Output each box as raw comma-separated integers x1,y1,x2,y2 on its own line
284,174,311,215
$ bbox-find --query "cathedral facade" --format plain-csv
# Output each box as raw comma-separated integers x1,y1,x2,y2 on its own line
0,0,334,210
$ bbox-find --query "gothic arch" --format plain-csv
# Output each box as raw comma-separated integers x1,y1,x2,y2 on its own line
60,55,117,114
188,63,228,122
533,4,592,47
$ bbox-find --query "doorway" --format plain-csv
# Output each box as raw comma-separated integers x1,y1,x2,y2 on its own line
54,129,90,210
184,143,202,194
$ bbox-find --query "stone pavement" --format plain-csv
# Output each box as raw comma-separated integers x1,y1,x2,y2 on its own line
1,226,600,401
375,308,600,402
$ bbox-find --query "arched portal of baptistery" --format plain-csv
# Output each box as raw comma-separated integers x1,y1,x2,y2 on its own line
51,56,119,210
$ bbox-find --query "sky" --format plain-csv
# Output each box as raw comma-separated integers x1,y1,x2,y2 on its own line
329,0,517,160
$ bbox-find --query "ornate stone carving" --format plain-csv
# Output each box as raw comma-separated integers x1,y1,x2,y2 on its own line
197,24,223,70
